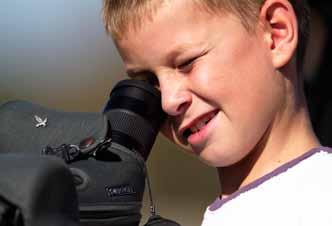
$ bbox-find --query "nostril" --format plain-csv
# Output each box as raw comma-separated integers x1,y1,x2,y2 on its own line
177,102,190,114
162,98,189,116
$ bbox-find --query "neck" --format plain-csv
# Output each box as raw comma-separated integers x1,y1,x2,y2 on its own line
217,101,320,197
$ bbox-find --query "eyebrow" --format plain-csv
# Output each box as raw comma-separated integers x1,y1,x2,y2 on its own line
165,43,198,63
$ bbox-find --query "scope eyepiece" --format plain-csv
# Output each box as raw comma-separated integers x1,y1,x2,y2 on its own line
103,79,166,160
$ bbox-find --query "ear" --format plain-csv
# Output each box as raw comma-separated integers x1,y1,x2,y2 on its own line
259,0,298,69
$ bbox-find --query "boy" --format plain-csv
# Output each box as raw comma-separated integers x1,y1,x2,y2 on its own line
103,0,332,225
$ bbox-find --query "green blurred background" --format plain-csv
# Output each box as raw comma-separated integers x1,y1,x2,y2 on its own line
1,1,219,225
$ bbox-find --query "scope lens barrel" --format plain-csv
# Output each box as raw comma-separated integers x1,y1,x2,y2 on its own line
103,79,166,160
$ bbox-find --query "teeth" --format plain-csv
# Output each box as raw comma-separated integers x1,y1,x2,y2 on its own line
189,113,215,133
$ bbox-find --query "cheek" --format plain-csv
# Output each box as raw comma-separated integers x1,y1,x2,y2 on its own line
192,49,283,166
195,35,277,115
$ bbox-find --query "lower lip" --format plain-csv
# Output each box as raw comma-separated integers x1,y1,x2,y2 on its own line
187,112,218,147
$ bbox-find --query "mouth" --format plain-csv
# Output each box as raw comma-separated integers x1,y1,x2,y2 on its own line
182,110,218,140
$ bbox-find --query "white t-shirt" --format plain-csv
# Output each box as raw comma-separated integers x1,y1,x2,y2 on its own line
201,147,332,226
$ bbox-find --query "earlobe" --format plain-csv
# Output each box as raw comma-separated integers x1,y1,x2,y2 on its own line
260,0,298,69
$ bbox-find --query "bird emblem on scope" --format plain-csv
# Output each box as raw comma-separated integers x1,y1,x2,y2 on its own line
34,115,48,128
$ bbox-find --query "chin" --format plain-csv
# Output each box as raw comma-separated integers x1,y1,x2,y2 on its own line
198,148,247,168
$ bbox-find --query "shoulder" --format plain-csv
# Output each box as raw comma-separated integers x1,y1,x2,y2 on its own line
201,146,332,226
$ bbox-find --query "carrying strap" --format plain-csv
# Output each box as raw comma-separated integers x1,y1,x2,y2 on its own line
41,138,112,163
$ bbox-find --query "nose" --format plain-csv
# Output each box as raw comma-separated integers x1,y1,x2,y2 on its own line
159,76,191,116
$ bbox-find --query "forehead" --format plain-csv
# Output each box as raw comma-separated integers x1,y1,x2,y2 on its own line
116,0,228,41
115,0,220,61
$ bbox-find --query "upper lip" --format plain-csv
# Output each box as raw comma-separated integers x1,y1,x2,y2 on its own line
179,109,218,138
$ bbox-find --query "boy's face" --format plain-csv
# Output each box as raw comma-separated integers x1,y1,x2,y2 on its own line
116,0,285,167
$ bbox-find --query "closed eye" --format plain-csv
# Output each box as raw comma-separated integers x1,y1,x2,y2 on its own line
177,57,196,72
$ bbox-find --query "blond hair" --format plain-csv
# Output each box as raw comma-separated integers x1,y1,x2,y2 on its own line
103,0,310,69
